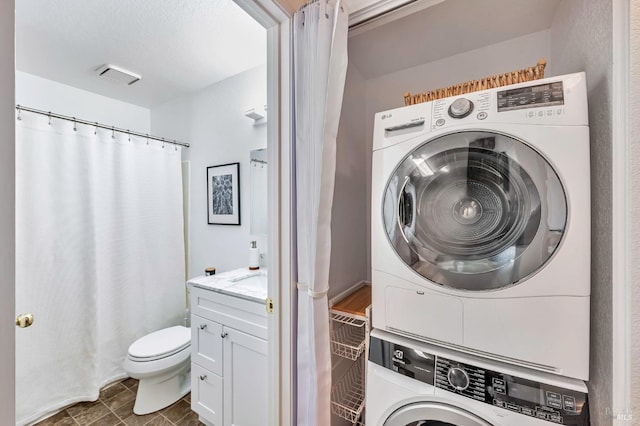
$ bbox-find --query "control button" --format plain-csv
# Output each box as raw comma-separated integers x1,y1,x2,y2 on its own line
546,391,563,409
494,385,506,395
447,366,470,391
527,111,535,118
492,378,505,387
537,110,544,117
556,108,563,115
521,407,534,416
394,350,404,359
493,400,506,408
563,395,577,412
448,98,474,119
477,111,488,120
435,118,446,127
506,403,521,412
546,109,553,116
549,414,563,423
536,411,549,420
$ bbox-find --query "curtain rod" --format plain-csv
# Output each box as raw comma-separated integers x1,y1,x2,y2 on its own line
15,105,190,148
250,158,268,165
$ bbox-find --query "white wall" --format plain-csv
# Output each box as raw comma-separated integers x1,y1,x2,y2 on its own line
549,1,613,424
151,65,268,279
329,63,369,298
16,71,150,132
363,29,551,124
0,0,15,422
630,0,640,420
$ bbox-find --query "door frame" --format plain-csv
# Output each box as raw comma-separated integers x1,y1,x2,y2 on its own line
217,0,295,424
0,0,15,423
611,0,633,422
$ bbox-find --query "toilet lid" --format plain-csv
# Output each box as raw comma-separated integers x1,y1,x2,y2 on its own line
128,326,191,360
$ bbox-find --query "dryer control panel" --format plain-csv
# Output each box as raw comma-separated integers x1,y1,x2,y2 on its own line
369,336,589,425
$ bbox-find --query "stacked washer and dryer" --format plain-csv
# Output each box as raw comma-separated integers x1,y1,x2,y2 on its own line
366,73,591,425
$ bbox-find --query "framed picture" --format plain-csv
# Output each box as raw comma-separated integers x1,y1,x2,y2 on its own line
207,162,241,225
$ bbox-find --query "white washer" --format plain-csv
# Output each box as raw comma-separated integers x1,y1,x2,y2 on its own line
371,73,590,380
366,330,590,426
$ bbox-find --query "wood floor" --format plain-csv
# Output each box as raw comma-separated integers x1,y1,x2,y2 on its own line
34,378,202,426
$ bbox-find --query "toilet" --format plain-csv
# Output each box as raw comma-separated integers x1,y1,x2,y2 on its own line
123,325,191,415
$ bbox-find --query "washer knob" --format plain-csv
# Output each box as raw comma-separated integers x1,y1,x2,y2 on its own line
447,366,470,391
448,98,474,119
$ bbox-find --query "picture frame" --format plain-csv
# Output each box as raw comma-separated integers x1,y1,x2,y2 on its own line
207,162,241,225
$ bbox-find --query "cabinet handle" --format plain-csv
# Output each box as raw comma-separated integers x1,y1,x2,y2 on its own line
199,374,207,381
221,332,228,338
200,323,207,330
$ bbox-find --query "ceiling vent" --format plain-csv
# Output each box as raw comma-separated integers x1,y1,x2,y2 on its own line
96,64,141,86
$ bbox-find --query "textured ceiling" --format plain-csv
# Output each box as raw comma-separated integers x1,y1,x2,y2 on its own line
16,0,267,107
349,0,561,79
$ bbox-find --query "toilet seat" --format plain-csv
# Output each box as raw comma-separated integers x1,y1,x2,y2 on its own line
128,325,191,362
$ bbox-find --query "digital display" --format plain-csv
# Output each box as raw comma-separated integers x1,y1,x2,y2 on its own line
508,382,544,404
497,81,564,112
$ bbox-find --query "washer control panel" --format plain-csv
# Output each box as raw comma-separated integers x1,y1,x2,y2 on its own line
369,336,589,425
432,92,490,129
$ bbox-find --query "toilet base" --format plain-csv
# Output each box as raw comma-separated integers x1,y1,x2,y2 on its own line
133,366,191,415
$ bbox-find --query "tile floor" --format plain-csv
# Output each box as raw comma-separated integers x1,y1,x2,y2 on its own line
34,378,202,426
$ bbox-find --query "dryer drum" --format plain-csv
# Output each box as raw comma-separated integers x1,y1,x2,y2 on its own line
383,131,567,291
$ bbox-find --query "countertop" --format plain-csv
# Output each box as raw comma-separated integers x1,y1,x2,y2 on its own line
187,268,268,304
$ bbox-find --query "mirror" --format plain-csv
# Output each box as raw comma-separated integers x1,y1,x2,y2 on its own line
250,148,268,236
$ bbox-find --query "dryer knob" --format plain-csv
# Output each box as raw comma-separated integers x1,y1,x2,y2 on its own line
448,98,474,119
447,366,470,391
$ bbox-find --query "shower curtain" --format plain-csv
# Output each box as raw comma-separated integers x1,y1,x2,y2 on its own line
294,0,348,424
15,112,185,425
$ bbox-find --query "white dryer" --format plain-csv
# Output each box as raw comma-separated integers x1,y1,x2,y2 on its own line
366,330,590,426
371,73,590,380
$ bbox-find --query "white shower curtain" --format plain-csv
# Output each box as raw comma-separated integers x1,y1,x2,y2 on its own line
15,112,186,425
294,0,348,425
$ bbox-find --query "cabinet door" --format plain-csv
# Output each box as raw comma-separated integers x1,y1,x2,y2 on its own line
223,328,268,426
192,314,223,376
191,363,223,425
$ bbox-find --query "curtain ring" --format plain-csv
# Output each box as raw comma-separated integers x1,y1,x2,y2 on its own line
48,112,52,126
128,130,131,142
111,126,116,139
94,122,98,135
146,134,150,145
73,118,77,132
16,108,21,121
162,138,165,149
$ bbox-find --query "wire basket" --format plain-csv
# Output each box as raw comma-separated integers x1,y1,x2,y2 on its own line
331,359,365,423
331,321,366,361
403,58,547,106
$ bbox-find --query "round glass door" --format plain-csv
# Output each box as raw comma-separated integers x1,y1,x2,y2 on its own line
383,131,566,291
384,402,494,426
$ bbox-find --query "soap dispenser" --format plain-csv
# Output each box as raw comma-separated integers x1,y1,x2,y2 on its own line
249,241,260,270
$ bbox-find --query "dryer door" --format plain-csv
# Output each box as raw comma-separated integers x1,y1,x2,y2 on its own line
384,402,494,426
383,131,567,291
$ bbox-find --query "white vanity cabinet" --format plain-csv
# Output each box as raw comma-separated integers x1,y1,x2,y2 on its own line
189,284,268,426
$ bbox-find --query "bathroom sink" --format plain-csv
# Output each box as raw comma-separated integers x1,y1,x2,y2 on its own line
228,271,267,299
